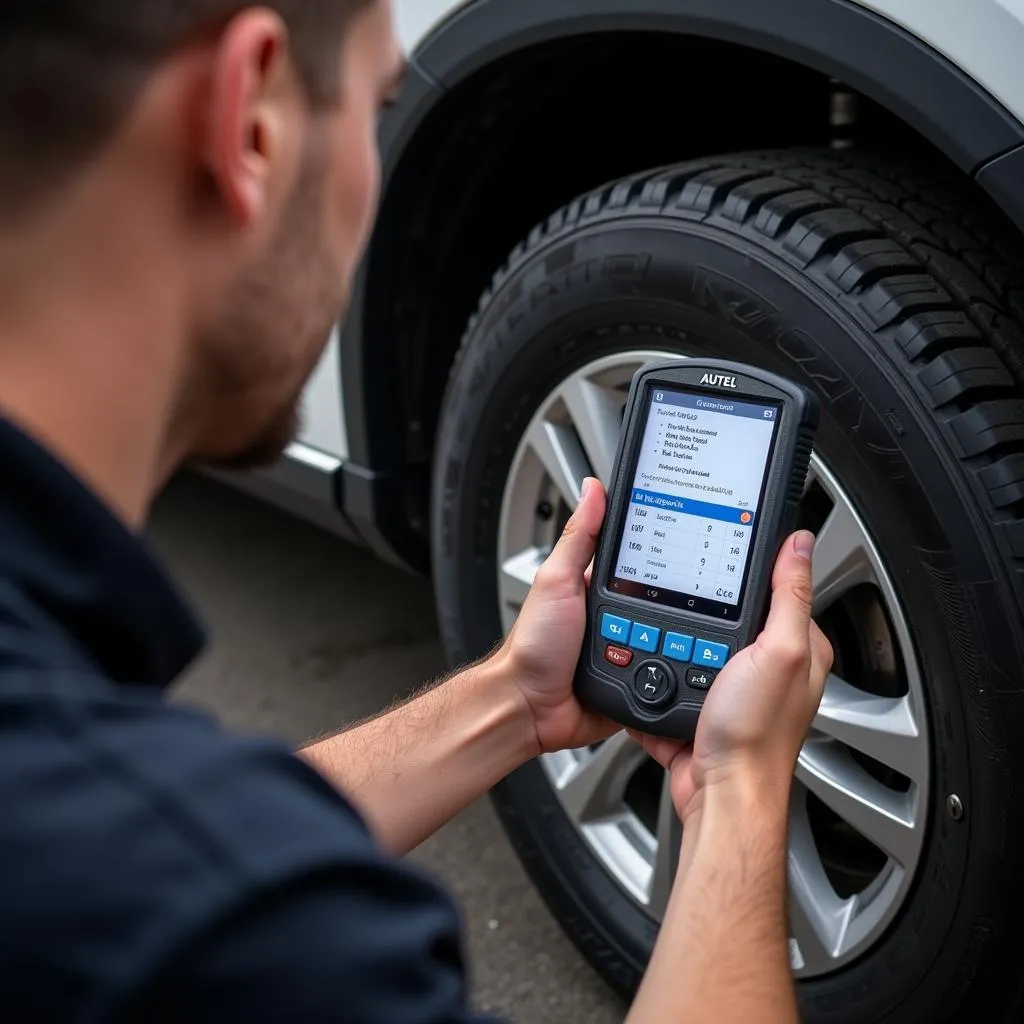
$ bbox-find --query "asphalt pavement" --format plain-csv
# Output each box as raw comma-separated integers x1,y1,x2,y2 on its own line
150,472,626,1024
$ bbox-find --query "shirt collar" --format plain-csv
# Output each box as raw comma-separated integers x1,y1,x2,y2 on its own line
0,416,205,687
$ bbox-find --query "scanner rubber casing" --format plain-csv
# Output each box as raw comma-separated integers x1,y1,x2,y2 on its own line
573,359,820,741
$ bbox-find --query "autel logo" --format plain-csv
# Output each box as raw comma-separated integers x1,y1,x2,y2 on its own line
700,373,738,388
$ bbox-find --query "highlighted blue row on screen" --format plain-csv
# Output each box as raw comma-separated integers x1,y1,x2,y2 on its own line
631,488,755,526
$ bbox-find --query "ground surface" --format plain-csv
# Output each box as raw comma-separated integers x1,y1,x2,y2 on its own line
151,473,626,1024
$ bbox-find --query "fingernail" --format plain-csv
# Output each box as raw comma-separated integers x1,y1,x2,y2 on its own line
581,478,594,501
794,531,815,560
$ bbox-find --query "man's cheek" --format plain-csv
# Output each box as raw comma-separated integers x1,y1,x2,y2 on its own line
358,130,383,239
344,151,380,263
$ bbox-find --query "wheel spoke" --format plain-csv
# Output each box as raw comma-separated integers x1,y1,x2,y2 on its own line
812,498,875,613
499,547,547,609
797,739,918,866
559,376,624,486
647,774,680,916
555,732,646,825
525,419,589,509
813,674,924,783
787,787,852,972
802,463,819,498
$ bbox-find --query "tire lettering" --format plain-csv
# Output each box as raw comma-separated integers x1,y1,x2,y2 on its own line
567,258,601,289
601,252,652,280
692,265,778,328
530,280,558,309
519,254,651,316
774,326,849,400
479,276,523,338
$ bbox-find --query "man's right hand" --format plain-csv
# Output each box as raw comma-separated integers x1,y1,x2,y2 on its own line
631,530,833,824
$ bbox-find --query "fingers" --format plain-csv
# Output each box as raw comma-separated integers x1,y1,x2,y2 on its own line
759,532,816,659
535,478,606,593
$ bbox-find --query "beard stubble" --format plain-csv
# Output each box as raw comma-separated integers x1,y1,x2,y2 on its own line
189,137,345,472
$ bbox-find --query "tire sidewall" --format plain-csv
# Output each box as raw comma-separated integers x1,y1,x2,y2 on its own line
432,221,1018,1022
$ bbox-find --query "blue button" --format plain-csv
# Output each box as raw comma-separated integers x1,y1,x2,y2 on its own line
662,632,695,662
600,613,632,643
629,623,661,653
694,640,730,668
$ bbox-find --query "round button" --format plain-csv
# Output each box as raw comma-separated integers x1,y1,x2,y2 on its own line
633,661,675,707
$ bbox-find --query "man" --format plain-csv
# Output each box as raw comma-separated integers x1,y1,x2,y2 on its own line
0,1,832,1021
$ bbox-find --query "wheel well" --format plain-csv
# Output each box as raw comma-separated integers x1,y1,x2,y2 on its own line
360,31,975,563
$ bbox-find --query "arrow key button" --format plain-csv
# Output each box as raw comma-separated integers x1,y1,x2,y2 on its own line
632,661,674,707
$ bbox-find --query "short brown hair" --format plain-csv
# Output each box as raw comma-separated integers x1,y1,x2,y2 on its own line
0,1,374,216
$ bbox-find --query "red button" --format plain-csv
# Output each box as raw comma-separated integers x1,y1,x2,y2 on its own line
604,644,633,668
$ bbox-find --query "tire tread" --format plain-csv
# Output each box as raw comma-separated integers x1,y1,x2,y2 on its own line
449,147,1024,561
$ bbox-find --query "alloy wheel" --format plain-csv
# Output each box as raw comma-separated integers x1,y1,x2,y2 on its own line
496,350,930,978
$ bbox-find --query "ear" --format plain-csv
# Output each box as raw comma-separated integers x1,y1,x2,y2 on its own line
204,9,297,225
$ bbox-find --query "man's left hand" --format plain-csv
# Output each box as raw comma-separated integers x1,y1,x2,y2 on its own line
493,478,620,755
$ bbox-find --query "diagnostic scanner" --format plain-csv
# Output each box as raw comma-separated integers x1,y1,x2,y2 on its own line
574,359,820,741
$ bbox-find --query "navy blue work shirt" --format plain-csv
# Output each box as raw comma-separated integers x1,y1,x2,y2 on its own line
0,416,496,1023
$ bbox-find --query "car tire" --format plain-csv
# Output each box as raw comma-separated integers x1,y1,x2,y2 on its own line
431,148,1024,1022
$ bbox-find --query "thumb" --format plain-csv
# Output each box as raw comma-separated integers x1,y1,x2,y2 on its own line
538,479,606,591
761,531,816,642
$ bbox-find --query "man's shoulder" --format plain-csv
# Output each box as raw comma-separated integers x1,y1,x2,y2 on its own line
0,655,377,877
0,657,387,1013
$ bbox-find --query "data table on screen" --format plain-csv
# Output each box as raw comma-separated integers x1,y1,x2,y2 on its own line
611,387,778,611
616,496,754,602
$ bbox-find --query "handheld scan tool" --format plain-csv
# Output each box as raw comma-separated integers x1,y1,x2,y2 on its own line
574,359,819,741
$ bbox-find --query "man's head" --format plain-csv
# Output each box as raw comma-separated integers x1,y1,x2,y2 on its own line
0,1,404,479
